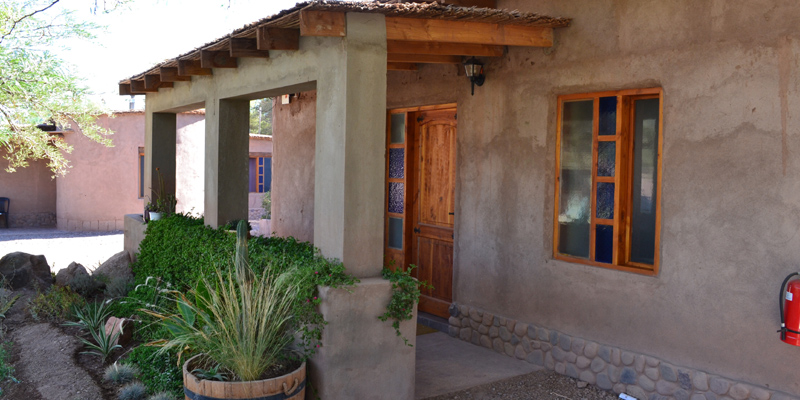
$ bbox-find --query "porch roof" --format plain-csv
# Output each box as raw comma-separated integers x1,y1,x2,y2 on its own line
118,1,570,95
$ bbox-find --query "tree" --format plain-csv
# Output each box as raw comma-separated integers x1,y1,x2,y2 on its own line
249,97,273,136
0,0,125,176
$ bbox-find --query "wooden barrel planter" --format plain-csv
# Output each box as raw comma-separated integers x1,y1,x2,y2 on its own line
183,355,306,400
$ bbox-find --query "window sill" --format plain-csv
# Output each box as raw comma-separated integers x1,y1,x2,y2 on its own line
554,254,658,277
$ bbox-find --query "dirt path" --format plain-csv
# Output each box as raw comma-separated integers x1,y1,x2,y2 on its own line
12,323,104,400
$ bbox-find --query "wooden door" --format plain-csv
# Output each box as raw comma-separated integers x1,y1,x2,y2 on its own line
411,109,456,318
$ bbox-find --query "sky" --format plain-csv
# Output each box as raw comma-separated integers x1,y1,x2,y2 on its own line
60,0,300,111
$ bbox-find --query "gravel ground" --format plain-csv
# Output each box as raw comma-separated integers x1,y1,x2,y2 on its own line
425,370,619,400
0,228,124,273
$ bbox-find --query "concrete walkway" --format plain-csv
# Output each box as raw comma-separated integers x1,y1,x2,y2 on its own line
415,332,541,399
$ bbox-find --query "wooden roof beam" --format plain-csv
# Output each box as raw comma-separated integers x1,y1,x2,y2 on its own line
201,50,237,69
144,74,174,91
177,60,212,76
385,17,553,47
130,79,157,93
257,27,300,50
299,11,346,37
119,83,132,96
388,54,462,64
159,67,191,82
387,40,504,57
230,37,269,58
388,62,418,71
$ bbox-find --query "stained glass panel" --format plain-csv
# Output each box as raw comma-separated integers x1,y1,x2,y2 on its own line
388,182,404,214
597,141,616,177
389,148,404,179
595,225,614,264
596,182,615,219
599,96,617,136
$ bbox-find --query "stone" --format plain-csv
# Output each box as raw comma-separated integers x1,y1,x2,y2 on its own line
584,341,599,358
471,331,480,345
504,342,515,357
596,373,613,390
590,357,606,373
709,377,731,395
461,317,470,327
694,371,709,391
510,335,520,346
565,351,577,363
566,363,579,379
644,367,660,381
598,345,612,363
639,375,656,392
576,356,591,369
611,347,621,366
514,344,527,360
555,362,566,375
675,390,690,400
620,367,637,384
649,395,670,400
506,320,516,333
607,365,621,383
0,252,53,290
493,316,500,327
480,335,492,349
449,316,461,327
104,316,133,346
527,324,537,339
532,340,542,349
92,250,132,282
571,338,585,355
614,383,626,394
521,337,532,353
496,316,506,326
469,319,480,330
459,327,472,341
645,356,660,367
549,330,558,345
538,327,550,341
541,343,552,352
482,312,493,326
489,326,499,338
678,370,693,390
772,394,795,400
660,363,677,382
459,305,468,316
449,303,459,317
627,385,647,400
580,370,596,384
514,322,528,337
448,326,459,337
750,387,770,400
727,384,750,400
621,351,635,366
691,395,706,400
577,380,589,389
527,350,544,366
499,326,512,341
552,346,566,362
656,380,677,396
704,393,717,400
634,354,646,373
56,261,90,287
478,324,489,335
492,338,504,353
545,352,555,369
469,309,482,322
558,332,572,351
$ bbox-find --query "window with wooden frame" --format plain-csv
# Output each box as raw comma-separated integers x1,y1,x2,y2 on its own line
554,88,663,275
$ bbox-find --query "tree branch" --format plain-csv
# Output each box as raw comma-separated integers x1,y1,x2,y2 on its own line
0,0,61,45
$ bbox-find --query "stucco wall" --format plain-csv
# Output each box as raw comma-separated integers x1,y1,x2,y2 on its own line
383,0,800,395
0,153,56,227
272,91,316,243
58,112,205,230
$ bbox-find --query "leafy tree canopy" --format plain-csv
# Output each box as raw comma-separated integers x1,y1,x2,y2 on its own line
0,0,126,176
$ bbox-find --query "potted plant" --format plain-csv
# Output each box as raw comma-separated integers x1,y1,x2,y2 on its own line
145,221,306,399
146,168,177,222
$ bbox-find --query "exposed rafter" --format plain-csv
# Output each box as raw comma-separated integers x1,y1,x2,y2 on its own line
230,37,270,58
201,50,238,69
257,27,300,50
385,17,553,47
177,60,212,76
299,10,346,37
159,67,191,82
387,40,504,57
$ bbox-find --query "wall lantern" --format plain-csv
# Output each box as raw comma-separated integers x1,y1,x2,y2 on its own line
464,57,485,96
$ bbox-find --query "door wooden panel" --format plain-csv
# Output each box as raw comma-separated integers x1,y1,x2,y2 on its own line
412,109,456,318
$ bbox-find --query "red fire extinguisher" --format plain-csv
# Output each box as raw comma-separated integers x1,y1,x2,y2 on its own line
779,272,800,346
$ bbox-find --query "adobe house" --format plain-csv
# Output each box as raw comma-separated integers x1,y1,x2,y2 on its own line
119,0,800,399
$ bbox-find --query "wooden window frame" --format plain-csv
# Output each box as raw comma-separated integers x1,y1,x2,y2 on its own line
553,88,664,276
138,148,145,199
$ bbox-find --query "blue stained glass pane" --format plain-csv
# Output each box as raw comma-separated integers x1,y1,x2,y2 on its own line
388,217,403,249
259,158,263,166
595,224,613,263
388,182,404,214
259,167,263,174
597,141,616,177
389,148,405,179
259,176,263,184
596,182,615,219
599,97,617,136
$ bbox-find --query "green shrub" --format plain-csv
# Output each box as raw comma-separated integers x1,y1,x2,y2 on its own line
118,382,147,400
29,286,85,322
124,345,182,398
146,393,174,400
69,274,104,297
104,363,139,384
0,342,16,383
261,191,271,219
79,325,121,364
105,276,135,298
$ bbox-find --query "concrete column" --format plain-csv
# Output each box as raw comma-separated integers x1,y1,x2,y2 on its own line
146,112,177,203
313,13,388,278
204,99,249,228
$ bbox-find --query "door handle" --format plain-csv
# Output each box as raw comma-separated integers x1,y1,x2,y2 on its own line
449,212,454,216
414,227,421,233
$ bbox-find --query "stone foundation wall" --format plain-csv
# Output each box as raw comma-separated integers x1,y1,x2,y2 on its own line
57,218,125,232
449,304,796,400
8,212,56,228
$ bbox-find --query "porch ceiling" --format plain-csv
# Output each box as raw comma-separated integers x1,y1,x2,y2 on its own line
118,1,571,95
